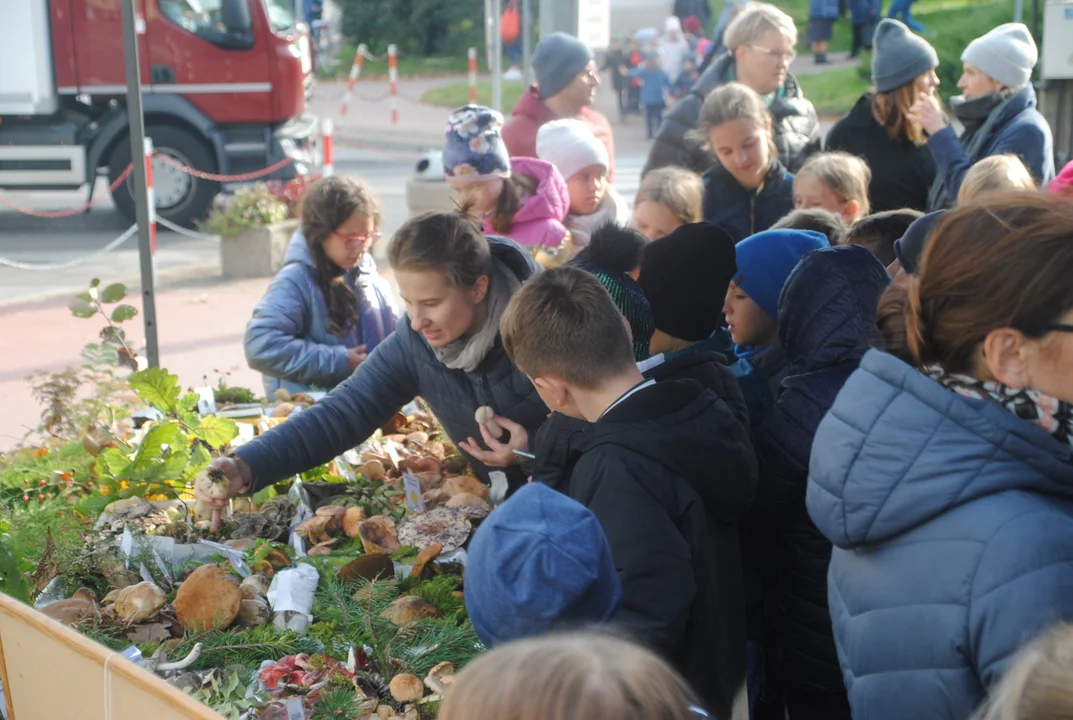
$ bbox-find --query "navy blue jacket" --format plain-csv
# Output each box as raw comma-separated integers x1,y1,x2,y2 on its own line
235,237,548,492
244,232,398,396
809,0,841,18
850,0,881,25
702,161,795,243
807,350,1073,720
749,246,890,696
928,85,1055,209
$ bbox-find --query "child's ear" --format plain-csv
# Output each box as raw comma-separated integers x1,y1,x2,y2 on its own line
533,376,571,409
842,199,861,224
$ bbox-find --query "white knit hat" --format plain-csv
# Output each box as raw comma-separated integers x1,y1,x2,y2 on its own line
962,23,1038,90
536,119,608,182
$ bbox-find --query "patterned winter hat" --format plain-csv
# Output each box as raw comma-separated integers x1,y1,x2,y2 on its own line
442,105,512,182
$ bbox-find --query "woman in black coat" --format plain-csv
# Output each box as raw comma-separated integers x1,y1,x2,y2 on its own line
826,19,939,212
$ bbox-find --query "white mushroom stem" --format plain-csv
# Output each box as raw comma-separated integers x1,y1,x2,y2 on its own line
155,643,203,672
474,406,504,440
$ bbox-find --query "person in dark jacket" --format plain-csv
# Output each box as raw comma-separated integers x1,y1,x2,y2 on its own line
849,0,880,57
807,195,1073,720
826,19,940,213
501,266,756,720
644,2,821,176
244,177,398,396
909,23,1055,210
748,245,890,720
697,83,795,241
197,211,549,503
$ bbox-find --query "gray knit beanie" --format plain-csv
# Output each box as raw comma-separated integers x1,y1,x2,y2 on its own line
962,23,1038,89
871,19,939,93
533,32,594,99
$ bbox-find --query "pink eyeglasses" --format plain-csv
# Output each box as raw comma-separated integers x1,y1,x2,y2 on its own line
334,229,382,250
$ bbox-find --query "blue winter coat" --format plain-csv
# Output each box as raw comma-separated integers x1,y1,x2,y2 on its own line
234,236,549,493
702,160,795,242
850,0,881,25
244,232,398,396
748,246,889,696
628,66,671,107
807,350,1073,720
927,85,1055,210
809,0,841,19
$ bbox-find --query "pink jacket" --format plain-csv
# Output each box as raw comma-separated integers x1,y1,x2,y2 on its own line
482,157,570,249
1048,160,1073,197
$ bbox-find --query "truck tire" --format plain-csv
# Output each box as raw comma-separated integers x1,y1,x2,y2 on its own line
108,125,221,229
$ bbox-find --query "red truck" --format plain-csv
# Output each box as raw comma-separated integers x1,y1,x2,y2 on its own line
0,0,318,226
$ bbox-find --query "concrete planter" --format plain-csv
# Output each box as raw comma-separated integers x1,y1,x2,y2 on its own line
220,219,300,278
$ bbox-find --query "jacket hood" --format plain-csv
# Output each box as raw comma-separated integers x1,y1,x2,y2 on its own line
486,232,544,284
692,53,807,120
641,344,751,432
807,350,1073,549
510,156,571,226
778,245,889,372
584,380,756,521
282,230,378,276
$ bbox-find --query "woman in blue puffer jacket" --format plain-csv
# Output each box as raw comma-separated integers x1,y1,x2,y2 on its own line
244,176,398,396
806,193,1073,720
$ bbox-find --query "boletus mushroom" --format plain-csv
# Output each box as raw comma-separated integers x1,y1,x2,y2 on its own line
357,516,400,555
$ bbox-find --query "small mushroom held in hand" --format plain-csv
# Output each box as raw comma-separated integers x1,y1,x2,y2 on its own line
474,406,504,439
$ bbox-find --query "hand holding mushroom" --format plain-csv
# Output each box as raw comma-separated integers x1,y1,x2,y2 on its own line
194,457,250,532
458,407,529,468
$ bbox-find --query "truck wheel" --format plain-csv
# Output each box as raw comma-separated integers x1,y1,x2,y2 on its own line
108,125,221,229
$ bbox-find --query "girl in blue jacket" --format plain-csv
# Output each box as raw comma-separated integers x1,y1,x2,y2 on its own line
696,83,795,242
807,193,1073,720
244,176,398,396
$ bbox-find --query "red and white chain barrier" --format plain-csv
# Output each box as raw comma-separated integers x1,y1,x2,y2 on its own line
339,43,367,118
153,154,295,183
322,119,334,177
468,47,478,104
0,164,133,218
388,44,399,125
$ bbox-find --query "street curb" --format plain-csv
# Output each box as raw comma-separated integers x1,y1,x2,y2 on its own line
336,131,444,156
0,261,223,312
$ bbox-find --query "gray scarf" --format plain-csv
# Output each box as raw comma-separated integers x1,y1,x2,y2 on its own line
927,90,1017,212
432,260,520,373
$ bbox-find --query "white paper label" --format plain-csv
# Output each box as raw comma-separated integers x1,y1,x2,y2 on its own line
194,386,217,416
285,697,305,720
402,473,425,512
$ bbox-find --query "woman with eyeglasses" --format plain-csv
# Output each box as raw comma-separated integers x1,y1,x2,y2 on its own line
244,175,398,396
807,192,1073,720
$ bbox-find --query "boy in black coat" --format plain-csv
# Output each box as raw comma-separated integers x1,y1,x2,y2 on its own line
499,266,755,720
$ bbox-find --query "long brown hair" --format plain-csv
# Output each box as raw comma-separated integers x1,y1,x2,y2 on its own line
488,173,538,234
872,83,926,145
388,209,491,288
891,193,1073,373
438,631,701,720
300,176,382,335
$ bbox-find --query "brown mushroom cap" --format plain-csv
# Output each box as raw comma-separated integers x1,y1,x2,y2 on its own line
409,543,443,578
442,475,489,500
397,508,471,553
315,505,347,531
381,596,443,626
445,493,490,511
295,515,331,538
339,554,396,583
173,565,242,632
358,516,401,554
421,489,451,509
389,674,425,703
343,506,367,538
358,459,387,482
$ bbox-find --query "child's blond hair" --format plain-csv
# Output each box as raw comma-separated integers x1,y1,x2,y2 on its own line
795,151,872,219
973,623,1073,720
438,631,702,720
957,154,1037,205
636,167,704,226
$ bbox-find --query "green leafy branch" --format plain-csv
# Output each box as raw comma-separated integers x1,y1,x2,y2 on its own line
68,279,140,369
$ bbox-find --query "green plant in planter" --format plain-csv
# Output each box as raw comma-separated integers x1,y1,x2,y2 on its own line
200,184,290,238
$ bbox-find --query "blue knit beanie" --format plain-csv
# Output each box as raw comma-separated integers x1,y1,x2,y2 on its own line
734,229,830,320
442,105,512,182
465,482,622,649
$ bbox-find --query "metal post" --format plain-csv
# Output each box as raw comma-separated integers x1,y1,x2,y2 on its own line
521,0,532,83
1014,0,1024,23
120,0,160,369
492,1,503,111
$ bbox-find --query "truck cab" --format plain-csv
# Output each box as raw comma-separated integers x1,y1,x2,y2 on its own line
0,0,318,227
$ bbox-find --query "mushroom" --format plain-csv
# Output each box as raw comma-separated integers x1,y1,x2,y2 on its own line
410,543,443,578
424,662,455,695
442,475,489,500
295,515,332,545
240,574,272,601
405,431,429,446
380,596,443,626
235,598,271,626
421,489,451,509
399,456,442,477
271,402,295,418
306,539,337,555
114,581,167,623
445,493,490,512
357,516,401,555
42,596,97,625
398,507,471,553
389,674,425,703
343,506,367,538
358,460,387,482
414,471,443,493
173,565,242,632
315,505,348,532
474,406,504,439
339,554,395,583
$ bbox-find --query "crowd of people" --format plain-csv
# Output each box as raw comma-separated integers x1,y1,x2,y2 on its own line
199,3,1073,719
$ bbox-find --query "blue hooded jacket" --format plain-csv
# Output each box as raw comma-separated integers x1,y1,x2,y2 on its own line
234,236,548,493
807,350,1073,720
244,231,398,396
748,246,889,696
927,84,1055,210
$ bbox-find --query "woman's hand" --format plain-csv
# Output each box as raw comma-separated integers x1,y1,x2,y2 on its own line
907,92,947,136
459,414,529,468
347,345,368,372
194,456,251,510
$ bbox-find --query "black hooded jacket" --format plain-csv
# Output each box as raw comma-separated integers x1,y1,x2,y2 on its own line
534,379,756,718
748,246,890,696
643,52,822,177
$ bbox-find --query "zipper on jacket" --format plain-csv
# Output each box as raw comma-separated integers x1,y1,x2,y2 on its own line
749,195,756,236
